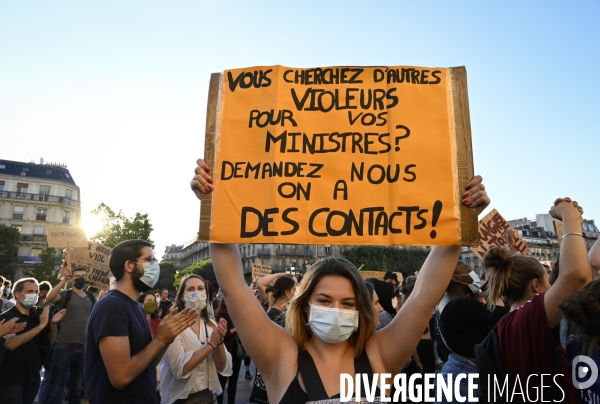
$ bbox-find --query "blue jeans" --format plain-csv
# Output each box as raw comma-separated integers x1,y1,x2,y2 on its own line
0,381,40,404
38,365,67,404
435,353,478,403
42,343,84,404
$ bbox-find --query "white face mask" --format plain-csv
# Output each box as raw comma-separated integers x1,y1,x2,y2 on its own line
184,290,207,311
19,293,39,308
156,297,161,305
307,303,359,344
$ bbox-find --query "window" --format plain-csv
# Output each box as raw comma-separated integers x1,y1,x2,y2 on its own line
13,206,24,219
64,189,72,205
325,245,331,253
0,164,5,169
17,183,28,199
34,226,45,235
46,169,53,175
65,173,71,178
36,208,47,221
39,185,50,201
12,225,22,233
0,181,4,193
263,259,269,265
279,259,283,266
22,167,30,172
32,248,42,257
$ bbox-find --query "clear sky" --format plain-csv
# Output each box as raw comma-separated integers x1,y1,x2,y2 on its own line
1,1,599,257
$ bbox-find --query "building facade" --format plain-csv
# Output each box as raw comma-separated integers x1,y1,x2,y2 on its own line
0,159,81,279
460,214,600,273
162,244,183,263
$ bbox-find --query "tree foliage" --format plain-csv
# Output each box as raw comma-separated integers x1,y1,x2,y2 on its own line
341,246,431,278
173,259,218,291
90,203,154,248
156,261,177,292
0,224,20,280
28,247,63,284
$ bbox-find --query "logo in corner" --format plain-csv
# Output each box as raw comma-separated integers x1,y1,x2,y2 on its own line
572,355,598,390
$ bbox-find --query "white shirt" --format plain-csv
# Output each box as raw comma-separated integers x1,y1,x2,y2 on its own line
159,319,233,404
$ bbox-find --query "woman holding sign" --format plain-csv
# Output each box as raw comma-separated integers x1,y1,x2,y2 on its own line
191,159,490,402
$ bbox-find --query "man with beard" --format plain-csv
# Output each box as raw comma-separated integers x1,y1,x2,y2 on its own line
85,239,198,403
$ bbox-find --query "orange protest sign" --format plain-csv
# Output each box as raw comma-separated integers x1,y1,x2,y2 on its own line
470,209,530,259
199,65,477,246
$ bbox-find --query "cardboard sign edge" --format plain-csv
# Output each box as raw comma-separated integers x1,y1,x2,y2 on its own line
450,66,478,247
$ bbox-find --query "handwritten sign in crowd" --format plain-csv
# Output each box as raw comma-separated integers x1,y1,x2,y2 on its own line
200,65,477,246
251,264,272,282
470,209,530,259
71,242,114,290
47,226,88,248
359,271,385,281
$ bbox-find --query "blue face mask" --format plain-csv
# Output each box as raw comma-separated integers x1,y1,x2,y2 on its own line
19,293,39,308
461,270,481,294
139,262,161,288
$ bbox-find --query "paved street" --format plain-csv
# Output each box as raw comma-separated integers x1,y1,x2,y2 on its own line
36,362,257,404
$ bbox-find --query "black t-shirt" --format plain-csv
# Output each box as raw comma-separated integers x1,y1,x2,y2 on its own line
84,290,157,404
159,299,171,319
439,297,508,358
266,307,286,328
0,306,52,385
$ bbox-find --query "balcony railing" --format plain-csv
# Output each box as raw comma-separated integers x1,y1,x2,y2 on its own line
12,213,24,219
0,191,80,207
20,234,47,242
276,247,313,257
256,248,272,256
36,214,47,221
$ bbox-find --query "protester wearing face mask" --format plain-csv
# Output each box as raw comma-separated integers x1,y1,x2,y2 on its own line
192,159,490,402
0,275,15,314
0,277,66,404
39,266,96,404
434,261,508,403
3,279,13,300
139,292,162,337
85,239,198,404
159,275,233,404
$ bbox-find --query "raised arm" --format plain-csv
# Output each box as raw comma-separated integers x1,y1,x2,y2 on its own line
209,243,297,376
544,198,591,328
192,159,297,379
46,270,71,304
367,175,489,374
256,273,286,304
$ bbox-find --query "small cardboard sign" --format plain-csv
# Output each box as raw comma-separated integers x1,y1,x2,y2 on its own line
252,264,272,281
471,209,530,259
47,227,88,248
359,271,385,280
71,241,113,290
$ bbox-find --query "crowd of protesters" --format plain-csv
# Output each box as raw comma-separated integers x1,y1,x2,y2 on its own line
0,161,599,404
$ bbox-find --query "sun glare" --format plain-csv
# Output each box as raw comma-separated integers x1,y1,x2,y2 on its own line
81,212,104,238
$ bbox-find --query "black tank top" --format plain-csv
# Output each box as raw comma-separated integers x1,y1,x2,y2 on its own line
280,348,379,403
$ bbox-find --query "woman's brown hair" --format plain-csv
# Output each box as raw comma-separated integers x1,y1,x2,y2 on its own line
285,257,376,357
561,279,600,357
175,274,215,327
265,275,296,307
483,246,546,310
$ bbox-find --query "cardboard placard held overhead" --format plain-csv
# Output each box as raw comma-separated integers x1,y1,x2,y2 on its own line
471,209,530,259
47,227,88,248
71,242,114,290
252,264,272,282
359,271,386,280
199,65,477,246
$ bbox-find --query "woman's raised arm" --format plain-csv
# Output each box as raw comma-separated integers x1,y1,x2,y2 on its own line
367,175,490,375
191,159,297,379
